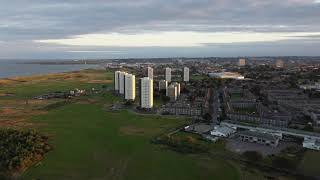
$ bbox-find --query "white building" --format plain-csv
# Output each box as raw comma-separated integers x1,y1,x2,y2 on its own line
167,84,177,101
299,82,320,90
239,58,246,66
140,77,153,109
119,72,127,94
210,126,236,137
147,67,153,79
303,138,320,151
114,71,120,91
159,80,168,92
310,111,320,126
165,67,172,82
276,59,284,68
208,72,244,80
183,67,189,82
124,74,136,101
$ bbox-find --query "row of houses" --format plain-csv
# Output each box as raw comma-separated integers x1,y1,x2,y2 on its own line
160,102,203,117
223,88,292,128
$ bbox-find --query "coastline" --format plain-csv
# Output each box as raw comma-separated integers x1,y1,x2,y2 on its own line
0,61,101,79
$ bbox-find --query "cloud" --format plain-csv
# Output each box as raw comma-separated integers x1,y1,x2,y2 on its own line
36,31,320,47
66,50,125,54
1,0,320,58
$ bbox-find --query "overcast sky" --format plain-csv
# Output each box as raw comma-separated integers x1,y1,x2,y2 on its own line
1,0,320,59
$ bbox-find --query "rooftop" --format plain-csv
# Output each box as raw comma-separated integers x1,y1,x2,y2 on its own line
238,130,279,141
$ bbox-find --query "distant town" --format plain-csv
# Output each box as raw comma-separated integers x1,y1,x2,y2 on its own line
1,56,320,179
108,57,320,152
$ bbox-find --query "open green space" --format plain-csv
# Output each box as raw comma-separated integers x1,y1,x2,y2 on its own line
299,150,320,177
2,69,320,179
22,102,238,180
0,69,238,180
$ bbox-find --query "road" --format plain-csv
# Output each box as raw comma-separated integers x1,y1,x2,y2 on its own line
211,88,222,124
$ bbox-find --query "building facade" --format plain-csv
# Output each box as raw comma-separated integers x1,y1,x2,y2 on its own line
140,77,153,109
239,58,246,66
124,74,136,101
171,82,181,96
160,102,203,116
147,67,153,79
165,67,171,82
114,71,120,91
167,84,177,101
276,59,284,68
159,80,168,92
119,71,127,94
183,67,189,82
303,138,320,151
238,130,280,147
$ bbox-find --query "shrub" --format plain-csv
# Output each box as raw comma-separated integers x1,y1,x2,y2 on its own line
0,129,52,176
272,156,295,169
242,151,263,162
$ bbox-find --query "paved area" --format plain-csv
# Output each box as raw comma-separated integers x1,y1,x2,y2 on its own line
185,123,213,134
226,138,298,156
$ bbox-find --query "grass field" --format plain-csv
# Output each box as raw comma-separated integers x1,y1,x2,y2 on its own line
299,150,320,177
0,69,239,180
1,69,319,180
21,101,238,180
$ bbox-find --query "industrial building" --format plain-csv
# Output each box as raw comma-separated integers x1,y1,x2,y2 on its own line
238,130,280,147
140,77,153,109
210,126,236,137
303,138,320,150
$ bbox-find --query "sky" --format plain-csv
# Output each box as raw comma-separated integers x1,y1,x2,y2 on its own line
1,0,320,59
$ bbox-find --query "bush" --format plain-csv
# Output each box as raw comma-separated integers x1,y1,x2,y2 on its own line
272,156,295,169
152,134,209,154
42,100,71,110
0,129,52,176
242,151,263,162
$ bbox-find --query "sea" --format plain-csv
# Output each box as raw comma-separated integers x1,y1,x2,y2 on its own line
0,60,100,79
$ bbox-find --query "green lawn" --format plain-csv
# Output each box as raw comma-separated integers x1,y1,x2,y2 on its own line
4,70,240,180
299,150,320,177
22,101,239,180
6,69,320,179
